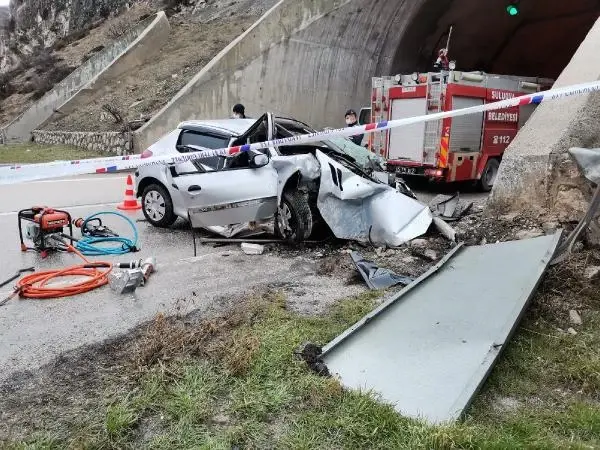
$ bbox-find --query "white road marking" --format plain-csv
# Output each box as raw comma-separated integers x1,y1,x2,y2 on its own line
27,176,127,184
0,202,120,217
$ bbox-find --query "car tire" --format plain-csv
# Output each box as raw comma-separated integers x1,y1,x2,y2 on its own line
142,183,177,228
479,158,500,192
275,190,314,243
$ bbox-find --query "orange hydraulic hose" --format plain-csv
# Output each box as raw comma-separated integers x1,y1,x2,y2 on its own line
16,245,112,299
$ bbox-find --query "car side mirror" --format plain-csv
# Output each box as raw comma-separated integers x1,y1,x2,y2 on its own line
249,151,269,169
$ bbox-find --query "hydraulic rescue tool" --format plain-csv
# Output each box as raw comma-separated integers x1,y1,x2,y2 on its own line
18,207,74,256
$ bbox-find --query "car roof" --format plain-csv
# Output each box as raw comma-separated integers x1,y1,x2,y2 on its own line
178,119,256,135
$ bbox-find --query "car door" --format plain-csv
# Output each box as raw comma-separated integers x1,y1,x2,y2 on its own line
230,113,275,150
168,151,278,228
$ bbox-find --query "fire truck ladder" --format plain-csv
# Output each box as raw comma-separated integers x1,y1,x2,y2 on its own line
423,73,444,164
372,76,394,157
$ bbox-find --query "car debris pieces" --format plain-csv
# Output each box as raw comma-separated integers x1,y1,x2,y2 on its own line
350,251,413,290
429,193,473,222
318,232,561,424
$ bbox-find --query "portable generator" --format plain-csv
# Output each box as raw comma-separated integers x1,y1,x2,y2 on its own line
18,207,74,255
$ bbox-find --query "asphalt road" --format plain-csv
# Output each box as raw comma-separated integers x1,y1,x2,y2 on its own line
0,173,488,383
0,174,365,383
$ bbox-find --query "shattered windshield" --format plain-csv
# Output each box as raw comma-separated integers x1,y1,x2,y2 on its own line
274,119,384,173
325,137,385,170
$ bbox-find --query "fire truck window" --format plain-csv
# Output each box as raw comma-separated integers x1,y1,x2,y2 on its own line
359,109,371,125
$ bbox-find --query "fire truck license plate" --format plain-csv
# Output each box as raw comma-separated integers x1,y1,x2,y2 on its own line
397,167,418,175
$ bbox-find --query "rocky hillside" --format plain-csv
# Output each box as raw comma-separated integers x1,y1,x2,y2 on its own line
0,0,278,131
0,6,8,25
0,0,140,72
0,6,12,71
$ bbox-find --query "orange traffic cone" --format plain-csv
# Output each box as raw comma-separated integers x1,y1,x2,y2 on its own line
117,174,142,211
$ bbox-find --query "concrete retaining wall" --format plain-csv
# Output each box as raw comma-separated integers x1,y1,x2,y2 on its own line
488,17,600,221
2,11,170,143
32,130,131,154
134,0,425,151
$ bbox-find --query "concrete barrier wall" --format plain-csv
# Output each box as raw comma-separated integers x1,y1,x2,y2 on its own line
2,11,169,143
489,18,600,221
135,0,425,151
46,11,170,122
33,130,130,155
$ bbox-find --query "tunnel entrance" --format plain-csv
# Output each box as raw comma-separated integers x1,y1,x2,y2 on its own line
392,0,600,80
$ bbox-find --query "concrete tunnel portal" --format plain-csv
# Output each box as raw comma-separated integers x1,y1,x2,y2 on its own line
392,0,600,85
136,0,600,157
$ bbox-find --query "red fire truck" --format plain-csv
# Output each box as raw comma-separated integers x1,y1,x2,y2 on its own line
368,71,554,190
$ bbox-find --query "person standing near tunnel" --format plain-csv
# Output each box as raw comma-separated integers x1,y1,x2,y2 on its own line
232,103,247,119
345,109,364,146
433,48,450,71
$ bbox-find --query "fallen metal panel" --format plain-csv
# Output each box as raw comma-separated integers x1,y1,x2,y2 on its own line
321,232,561,424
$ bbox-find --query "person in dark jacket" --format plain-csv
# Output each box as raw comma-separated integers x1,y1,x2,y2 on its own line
345,109,363,146
232,103,246,119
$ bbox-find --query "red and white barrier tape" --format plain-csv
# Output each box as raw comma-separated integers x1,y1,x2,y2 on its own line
1,80,600,185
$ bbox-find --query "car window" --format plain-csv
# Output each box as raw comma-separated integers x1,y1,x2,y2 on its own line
179,130,229,149
274,119,316,138
177,130,230,171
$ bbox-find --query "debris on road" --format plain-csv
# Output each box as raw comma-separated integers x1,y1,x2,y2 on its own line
429,193,473,222
350,251,413,290
241,243,265,255
409,238,429,249
318,232,561,424
585,266,600,280
516,228,544,240
569,309,583,325
423,249,438,261
432,216,457,242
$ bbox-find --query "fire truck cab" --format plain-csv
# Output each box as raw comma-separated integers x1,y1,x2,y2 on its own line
368,71,554,190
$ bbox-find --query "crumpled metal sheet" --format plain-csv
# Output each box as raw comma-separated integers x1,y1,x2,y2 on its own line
315,151,432,247
568,147,600,184
204,221,273,239
350,251,413,289
321,232,561,424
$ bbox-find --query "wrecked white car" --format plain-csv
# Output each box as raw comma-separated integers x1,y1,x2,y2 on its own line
134,113,432,246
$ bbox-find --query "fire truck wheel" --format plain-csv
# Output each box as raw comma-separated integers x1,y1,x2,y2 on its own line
142,183,177,228
479,158,500,192
275,190,314,243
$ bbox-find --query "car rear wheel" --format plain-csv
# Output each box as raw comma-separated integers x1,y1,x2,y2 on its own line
275,190,314,243
142,183,176,227
479,158,500,192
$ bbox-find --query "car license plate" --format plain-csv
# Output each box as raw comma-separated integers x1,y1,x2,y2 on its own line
397,166,418,175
